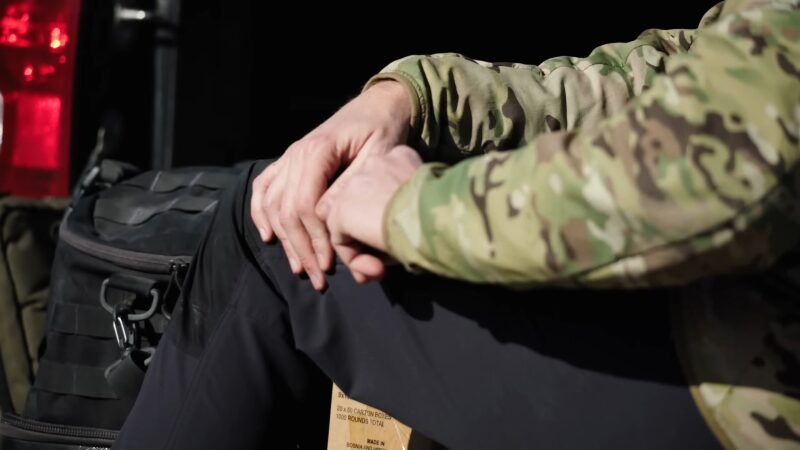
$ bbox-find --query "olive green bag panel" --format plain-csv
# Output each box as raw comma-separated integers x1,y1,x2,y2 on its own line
0,196,67,414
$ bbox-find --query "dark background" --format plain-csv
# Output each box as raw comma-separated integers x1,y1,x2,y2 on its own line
70,0,721,181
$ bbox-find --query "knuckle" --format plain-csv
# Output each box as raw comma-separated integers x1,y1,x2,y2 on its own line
285,142,305,157
267,210,283,230
310,236,330,250
284,142,301,155
250,204,262,221
264,189,281,207
255,203,269,220
263,196,276,211
302,134,330,150
278,208,297,224
249,190,261,210
295,200,316,218
298,254,314,266
266,202,281,218
314,202,327,218
252,175,265,190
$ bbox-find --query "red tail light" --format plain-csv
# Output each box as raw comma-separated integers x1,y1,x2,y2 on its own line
0,0,79,197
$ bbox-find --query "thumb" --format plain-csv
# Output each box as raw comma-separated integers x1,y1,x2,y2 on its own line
316,166,355,221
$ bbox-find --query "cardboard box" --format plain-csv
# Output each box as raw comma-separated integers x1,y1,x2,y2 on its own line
327,384,412,450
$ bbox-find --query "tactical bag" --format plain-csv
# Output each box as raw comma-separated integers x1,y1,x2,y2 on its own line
0,162,240,449
0,197,67,416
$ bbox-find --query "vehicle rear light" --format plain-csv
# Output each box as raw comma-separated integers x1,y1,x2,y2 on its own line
0,0,80,197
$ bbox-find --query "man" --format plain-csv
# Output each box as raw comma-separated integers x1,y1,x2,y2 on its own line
114,0,800,448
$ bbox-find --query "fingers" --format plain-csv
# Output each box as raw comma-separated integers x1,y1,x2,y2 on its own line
391,144,423,165
264,167,302,274
280,156,328,290
316,161,354,221
252,161,302,275
289,151,335,272
331,242,385,284
327,195,385,284
301,214,334,272
259,141,342,290
250,162,279,242
349,253,385,280
280,236,302,275
281,215,325,289
317,145,418,221
253,137,404,290
316,155,362,221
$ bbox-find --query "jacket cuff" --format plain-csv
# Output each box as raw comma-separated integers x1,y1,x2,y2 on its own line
363,71,425,150
382,162,447,273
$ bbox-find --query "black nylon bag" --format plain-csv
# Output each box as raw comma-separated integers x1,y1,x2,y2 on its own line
1,163,240,448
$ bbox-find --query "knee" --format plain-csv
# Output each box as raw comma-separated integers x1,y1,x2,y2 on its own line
229,160,274,255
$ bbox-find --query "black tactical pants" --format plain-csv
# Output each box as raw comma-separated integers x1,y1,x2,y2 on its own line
113,161,720,450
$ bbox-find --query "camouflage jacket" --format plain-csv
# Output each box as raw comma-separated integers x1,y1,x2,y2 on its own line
366,0,800,448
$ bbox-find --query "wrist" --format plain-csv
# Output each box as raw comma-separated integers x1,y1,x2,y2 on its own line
365,80,414,137
367,79,410,109
366,80,412,133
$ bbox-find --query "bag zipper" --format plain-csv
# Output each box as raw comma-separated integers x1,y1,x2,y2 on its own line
0,413,117,447
59,210,191,274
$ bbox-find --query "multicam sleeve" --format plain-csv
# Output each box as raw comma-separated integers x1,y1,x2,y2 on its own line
364,4,724,165
382,2,800,288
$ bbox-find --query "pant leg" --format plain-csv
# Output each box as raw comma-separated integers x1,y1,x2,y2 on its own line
115,161,720,450
113,162,331,450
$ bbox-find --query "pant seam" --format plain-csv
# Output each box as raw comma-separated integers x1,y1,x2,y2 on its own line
160,262,254,450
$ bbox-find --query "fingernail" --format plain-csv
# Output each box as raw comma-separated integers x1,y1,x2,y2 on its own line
288,256,299,272
258,227,267,241
311,273,323,289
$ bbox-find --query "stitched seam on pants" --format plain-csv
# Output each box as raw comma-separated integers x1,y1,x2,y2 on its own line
254,245,293,301
161,262,253,450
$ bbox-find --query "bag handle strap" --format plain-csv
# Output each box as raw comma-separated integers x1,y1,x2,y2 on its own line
71,122,141,205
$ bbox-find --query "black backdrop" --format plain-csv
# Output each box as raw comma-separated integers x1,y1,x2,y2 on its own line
173,0,720,166
70,0,722,177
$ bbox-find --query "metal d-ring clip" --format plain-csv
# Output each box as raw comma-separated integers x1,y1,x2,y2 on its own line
112,305,136,350
101,279,162,349
100,279,162,320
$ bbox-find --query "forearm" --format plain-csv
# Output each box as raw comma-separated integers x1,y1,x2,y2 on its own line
363,7,723,165
382,2,800,288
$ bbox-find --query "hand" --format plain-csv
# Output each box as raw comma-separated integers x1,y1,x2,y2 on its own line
318,145,422,283
250,81,412,290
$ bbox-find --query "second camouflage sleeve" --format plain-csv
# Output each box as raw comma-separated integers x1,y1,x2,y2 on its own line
364,4,723,165
382,2,800,288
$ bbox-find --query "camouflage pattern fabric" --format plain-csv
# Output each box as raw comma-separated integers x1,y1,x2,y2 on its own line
365,0,800,448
